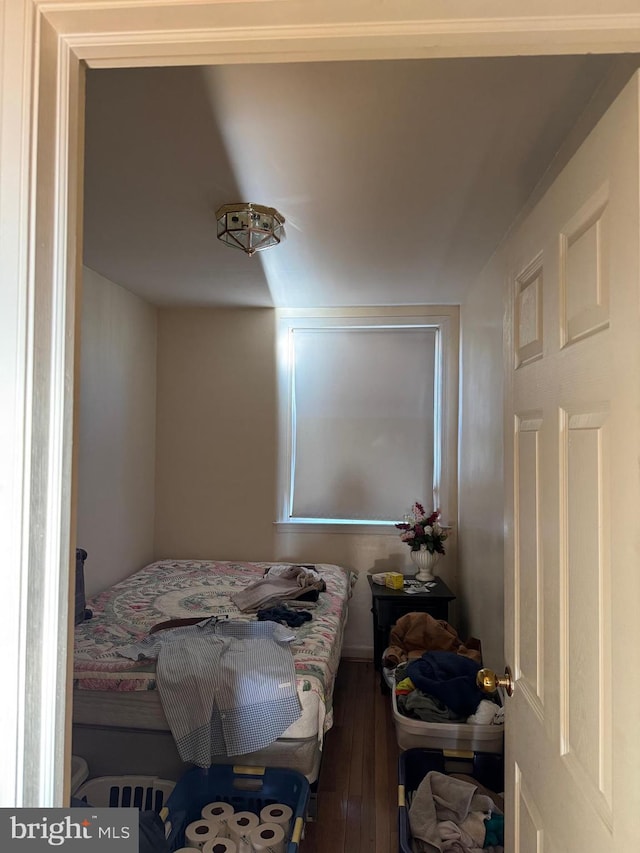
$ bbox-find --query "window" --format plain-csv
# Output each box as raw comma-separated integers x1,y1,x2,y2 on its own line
276,308,459,530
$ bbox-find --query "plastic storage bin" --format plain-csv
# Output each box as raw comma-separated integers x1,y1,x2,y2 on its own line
164,764,309,853
75,775,176,812
392,690,504,754
398,748,504,853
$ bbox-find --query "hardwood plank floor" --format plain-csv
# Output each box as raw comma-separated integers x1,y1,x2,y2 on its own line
302,660,399,853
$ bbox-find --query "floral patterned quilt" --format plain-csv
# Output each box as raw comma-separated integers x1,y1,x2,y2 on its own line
73,560,354,734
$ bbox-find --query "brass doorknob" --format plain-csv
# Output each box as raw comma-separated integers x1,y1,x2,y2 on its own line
477,666,514,697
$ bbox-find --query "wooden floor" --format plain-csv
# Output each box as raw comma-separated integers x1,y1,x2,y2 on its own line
302,659,399,853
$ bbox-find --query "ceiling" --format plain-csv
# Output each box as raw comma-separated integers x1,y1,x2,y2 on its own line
83,55,631,309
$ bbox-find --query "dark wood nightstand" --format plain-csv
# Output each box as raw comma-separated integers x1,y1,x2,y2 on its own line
367,574,456,678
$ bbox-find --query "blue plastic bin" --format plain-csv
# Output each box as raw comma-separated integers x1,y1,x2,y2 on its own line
163,765,309,853
398,748,504,853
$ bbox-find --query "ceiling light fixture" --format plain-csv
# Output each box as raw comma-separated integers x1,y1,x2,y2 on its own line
215,202,285,257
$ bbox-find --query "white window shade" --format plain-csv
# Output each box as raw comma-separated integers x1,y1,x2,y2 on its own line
290,326,436,522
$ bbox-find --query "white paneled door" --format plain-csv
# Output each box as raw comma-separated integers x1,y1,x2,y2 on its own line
504,73,640,849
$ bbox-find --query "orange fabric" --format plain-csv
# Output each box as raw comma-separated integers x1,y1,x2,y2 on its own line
382,611,482,667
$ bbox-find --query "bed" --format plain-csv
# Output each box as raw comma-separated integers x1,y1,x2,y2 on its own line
72,559,353,783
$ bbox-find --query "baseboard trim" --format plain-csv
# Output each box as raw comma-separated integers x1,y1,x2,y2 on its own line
341,646,373,661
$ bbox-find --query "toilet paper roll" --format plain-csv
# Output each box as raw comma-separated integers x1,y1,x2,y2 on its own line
227,811,260,853
201,801,235,829
202,839,238,853
258,804,292,831
248,822,286,853
185,820,224,849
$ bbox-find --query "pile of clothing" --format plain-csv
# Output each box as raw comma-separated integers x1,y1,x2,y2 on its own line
383,612,482,668
394,654,503,724
385,613,503,725
125,565,326,765
409,770,504,852
256,605,312,627
231,564,325,612
119,617,303,764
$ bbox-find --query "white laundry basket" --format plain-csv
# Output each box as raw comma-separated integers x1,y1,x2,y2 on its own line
75,775,175,812
70,756,89,794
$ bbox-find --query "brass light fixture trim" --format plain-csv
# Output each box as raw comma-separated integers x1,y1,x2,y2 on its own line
215,202,285,257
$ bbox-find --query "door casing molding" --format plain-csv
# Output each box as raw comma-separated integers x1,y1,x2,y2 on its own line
4,0,640,807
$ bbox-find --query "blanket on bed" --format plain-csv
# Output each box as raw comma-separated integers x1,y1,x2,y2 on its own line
73,560,354,744
118,618,302,763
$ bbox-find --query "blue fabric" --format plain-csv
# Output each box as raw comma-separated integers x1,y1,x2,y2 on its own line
484,813,504,846
405,651,483,716
257,606,312,627
138,812,170,853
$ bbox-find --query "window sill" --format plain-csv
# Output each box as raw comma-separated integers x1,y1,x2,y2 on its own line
273,521,399,535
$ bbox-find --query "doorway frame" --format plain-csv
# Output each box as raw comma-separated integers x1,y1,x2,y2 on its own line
4,0,640,808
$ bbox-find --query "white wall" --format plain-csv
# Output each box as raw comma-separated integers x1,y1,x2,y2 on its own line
458,263,505,669
154,307,279,561
76,267,157,594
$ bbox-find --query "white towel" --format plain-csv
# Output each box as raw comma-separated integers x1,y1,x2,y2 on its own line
467,699,503,725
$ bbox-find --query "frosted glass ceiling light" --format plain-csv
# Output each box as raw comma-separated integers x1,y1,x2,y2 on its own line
215,202,285,257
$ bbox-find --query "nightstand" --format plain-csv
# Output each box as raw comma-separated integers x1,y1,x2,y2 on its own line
367,574,456,677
